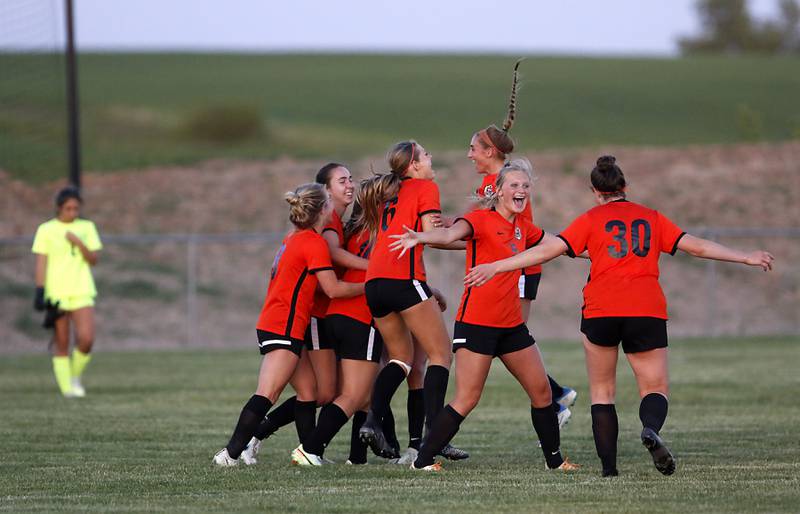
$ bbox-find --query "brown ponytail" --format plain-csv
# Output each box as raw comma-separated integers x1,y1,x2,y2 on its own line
474,59,522,159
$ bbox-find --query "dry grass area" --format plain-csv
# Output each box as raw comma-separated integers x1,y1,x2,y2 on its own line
1,142,798,352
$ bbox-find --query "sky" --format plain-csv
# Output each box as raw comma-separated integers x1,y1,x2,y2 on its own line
0,0,782,55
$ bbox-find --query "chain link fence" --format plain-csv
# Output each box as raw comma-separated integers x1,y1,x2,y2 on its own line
1,227,798,354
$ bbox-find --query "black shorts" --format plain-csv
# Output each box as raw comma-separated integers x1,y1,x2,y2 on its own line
257,329,304,356
518,273,542,300
453,321,535,357
580,316,668,354
365,278,433,319
304,316,334,351
326,314,383,363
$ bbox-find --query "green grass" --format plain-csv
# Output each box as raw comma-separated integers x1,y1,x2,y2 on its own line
1,337,798,513
1,53,800,182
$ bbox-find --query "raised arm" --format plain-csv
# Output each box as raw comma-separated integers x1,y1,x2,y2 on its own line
464,232,567,287
315,269,365,299
389,219,473,258
323,230,368,271
677,234,774,271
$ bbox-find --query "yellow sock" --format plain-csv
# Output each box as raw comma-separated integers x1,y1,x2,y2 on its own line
52,356,72,395
71,349,92,379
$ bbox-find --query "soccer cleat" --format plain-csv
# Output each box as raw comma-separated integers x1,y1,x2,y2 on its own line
212,448,238,467
557,404,572,429
390,447,419,465
70,378,86,397
438,443,470,461
555,387,577,408
547,457,581,471
641,427,676,476
239,437,261,466
345,459,366,465
290,445,324,466
602,467,619,477
410,461,442,472
359,417,401,459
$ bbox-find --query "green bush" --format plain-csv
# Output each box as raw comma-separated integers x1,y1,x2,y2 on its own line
179,104,263,143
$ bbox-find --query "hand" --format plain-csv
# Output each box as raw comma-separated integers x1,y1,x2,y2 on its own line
65,231,81,245
431,287,447,312
744,250,775,271
430,213,444,228
464,263,498,287
388,225,421,259
33,286,45,311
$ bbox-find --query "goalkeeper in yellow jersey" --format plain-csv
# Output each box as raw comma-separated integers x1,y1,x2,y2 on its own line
32,186,103,397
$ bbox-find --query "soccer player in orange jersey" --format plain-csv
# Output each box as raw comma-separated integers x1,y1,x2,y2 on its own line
354,141,454,459
212,183,364,467
465,156,774,477
390,160,579,472
467,60,577,424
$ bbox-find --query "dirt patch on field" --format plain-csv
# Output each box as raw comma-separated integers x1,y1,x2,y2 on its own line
1,142,798,353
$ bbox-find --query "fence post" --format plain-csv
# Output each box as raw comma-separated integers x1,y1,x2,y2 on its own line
186,236,198,346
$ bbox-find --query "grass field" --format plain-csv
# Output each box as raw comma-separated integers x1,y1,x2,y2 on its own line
2,53,800,182
1,337,798,513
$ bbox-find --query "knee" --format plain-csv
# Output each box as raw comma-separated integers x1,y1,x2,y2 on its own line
316,390,336,406
590,383,616,404
531,384,552,408
427,350,451,369
407,367,425,389
451,392,480,416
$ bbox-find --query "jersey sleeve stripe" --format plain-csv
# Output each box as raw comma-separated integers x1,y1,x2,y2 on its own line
418,209,442,217
309,266,334,274
454,217,475,238
670,232,687,256
529,230,545,247
557,234,576,258
321,228,338,234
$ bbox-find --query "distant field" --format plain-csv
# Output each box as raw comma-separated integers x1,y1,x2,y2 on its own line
1,338,798,513
1,53,799,182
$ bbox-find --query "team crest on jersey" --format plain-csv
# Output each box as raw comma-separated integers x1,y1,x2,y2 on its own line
514,227,522,240
483,184,494,196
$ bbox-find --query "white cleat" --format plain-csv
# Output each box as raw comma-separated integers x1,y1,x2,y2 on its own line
212,448,238,467
291,445,323,466
410,461,442,472
70,378,86,397
555,387,577,408
557,405,572,429
240,437,261,466
390,447,419,465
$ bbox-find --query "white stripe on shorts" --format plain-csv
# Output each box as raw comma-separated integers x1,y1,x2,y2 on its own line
453,338,466,345
518,275,526,299
412,279,429,301
259,339,292,347
310,317,321,350
366,327,375,361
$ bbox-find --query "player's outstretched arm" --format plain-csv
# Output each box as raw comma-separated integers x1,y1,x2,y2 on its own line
315,269,365,299
323,230,368,271
677,234,774,271
388,220,472,258
464,233,566,287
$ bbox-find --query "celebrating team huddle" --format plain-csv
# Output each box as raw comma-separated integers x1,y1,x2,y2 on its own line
212,63,774,476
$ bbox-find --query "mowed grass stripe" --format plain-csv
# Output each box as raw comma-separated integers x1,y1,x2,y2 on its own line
1,337,798,512
2,54,800,182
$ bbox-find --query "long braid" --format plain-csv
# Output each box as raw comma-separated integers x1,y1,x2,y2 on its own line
502,59,522,133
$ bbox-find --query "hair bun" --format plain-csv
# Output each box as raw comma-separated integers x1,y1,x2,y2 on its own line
596,155,616,168
284,191,300,205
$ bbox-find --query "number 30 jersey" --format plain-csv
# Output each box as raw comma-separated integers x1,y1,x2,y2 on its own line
558,200,685,319
366,178,441,283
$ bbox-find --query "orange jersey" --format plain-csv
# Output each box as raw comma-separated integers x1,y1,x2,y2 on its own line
558,200,685,319
475,173,541,275
256,229,334,340
311,210,345,319
366,178,441,282
327,229,373,325
456,209,545,327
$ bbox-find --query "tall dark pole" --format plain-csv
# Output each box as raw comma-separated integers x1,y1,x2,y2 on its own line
65,0,81,189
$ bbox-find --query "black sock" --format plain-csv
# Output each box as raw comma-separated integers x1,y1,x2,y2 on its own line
370,362,408,419
415,404,464,467
254,395,296,440
407,388,424,450
348,411,368,464
304,403,349,456
591,403,618,474
531,405,564,469
226,395,272,458
294,400,317,445
548,375,565,399
382,404,399,451
423,365,450,432
639,393,668,433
